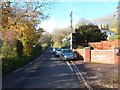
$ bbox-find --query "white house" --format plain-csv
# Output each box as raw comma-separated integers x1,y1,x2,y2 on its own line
100,28,115,40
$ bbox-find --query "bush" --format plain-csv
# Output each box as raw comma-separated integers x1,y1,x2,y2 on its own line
16,40,23,57
109,35,120,41
77,46,84,49
2,55,33,75
1,43,17,59
2,44,47,76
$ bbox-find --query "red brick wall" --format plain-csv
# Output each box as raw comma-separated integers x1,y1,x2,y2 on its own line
114,55,120,64
89,39,120,50
119,56,120,64
84,47,91,62
75,48,120,64
91,50,114,64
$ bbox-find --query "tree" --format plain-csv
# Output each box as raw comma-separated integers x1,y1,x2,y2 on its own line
16,40,23,57
93,13,118,35
103,24,109,29
73,24,107,48
1,1,52,57
75,18,92,28
52,27,71,47
40,32,52,46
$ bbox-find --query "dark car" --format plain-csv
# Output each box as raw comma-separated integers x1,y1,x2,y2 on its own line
54,48,62,57
60,49,77,61
53,48,57,54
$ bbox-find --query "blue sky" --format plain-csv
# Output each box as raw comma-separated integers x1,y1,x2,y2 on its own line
40,1,118,33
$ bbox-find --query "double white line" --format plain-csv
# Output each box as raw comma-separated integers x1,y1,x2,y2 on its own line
66,61,93,90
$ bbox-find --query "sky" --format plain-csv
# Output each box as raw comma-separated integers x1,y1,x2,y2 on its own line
40,1,118,33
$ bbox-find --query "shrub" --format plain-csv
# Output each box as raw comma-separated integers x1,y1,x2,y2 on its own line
1,43,17,59
2,43,46,76
16,40,23,57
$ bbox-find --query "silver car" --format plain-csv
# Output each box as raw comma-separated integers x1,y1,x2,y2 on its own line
60,49,77,61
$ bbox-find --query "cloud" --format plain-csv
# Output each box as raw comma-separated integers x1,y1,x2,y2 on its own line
58,22,70,28
40,17,71,33
40,16,78,33
40,17,57,33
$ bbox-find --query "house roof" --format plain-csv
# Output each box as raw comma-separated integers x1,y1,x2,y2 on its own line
101,28,114,33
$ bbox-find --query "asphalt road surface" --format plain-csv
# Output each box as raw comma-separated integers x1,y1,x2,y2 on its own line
2,47,81,89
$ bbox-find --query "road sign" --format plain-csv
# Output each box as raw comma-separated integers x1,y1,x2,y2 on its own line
67,38,71,42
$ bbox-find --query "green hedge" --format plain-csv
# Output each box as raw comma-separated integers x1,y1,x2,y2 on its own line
2,45,47,76
2,56,31,75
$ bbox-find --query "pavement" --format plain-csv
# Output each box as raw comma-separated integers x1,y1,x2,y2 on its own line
73,61,119,89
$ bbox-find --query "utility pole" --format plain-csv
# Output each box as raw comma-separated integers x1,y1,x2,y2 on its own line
116,1,120,36
70,11,73,49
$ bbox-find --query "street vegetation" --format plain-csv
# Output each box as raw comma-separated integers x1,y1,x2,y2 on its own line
1,1,119,75
1,1,51,75
72,25,107,48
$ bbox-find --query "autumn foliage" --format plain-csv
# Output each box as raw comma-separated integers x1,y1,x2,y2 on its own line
1,1,49,75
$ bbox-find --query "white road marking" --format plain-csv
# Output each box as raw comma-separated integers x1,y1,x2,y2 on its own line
25,55,44,67
14,54,44,72
51,58,56,60
29,62,33,65
14,67,23,72
35,55,43,61
71,61,93,90
66,61,73,72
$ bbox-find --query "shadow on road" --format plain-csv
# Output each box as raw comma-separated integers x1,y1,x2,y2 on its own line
3,49,80,88
75,62,119,89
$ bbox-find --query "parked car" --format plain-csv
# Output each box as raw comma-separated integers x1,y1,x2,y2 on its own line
54,48,62,57
53,48,57,54
60,49,77,61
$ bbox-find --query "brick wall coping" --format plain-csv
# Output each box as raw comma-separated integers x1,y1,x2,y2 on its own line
91,50,113,51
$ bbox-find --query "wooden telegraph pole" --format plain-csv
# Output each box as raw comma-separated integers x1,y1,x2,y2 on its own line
70,11,73,49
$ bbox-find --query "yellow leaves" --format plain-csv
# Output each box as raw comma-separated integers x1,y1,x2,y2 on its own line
22,42,33,56
53,42,61,48
2,2,42,57
3,29,17,46
110,28,118,34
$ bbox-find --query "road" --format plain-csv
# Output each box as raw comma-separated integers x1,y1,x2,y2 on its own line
3,47,82,89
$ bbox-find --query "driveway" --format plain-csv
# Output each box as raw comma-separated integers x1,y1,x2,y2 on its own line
73,61,119,89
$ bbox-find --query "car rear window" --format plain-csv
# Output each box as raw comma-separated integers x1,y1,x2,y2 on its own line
57,48,61,51
63,50,72,53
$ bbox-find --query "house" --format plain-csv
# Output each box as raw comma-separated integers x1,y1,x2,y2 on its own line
98,25,115,40
100,28,115,40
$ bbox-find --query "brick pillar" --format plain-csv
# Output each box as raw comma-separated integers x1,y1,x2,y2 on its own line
84,47,91,62
113,47,119,64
